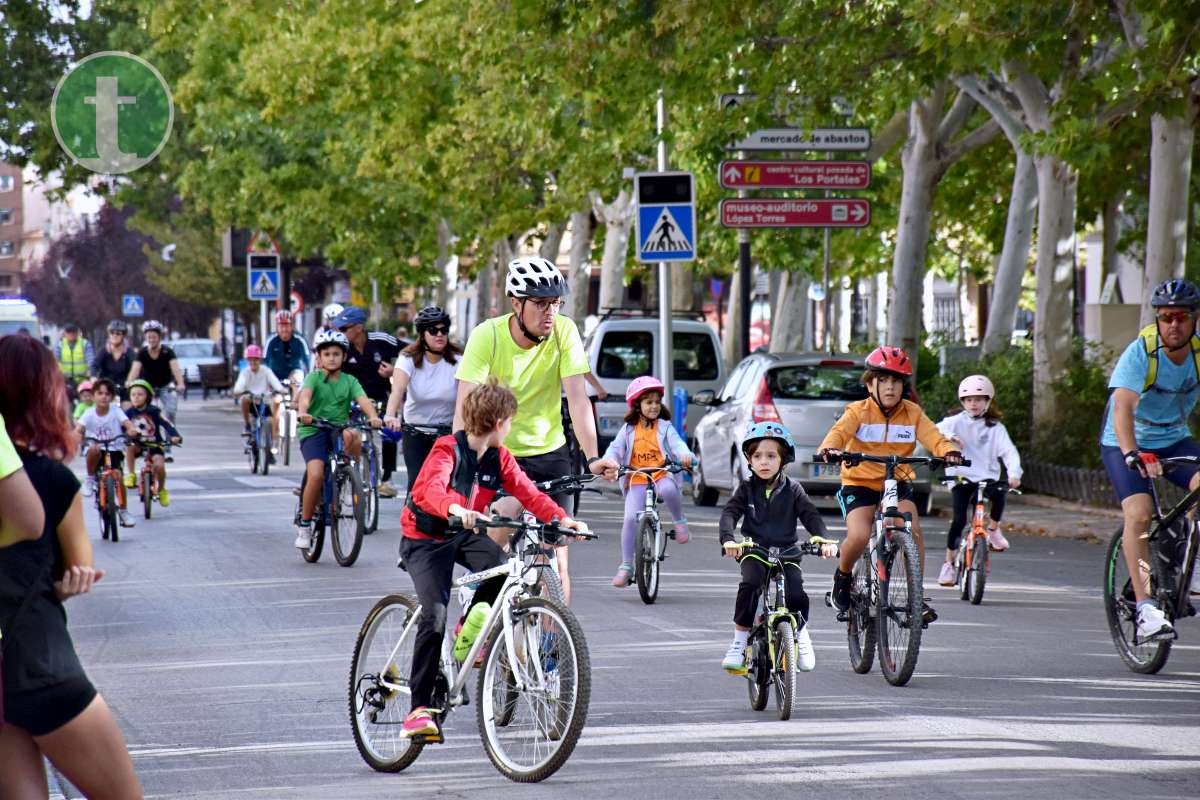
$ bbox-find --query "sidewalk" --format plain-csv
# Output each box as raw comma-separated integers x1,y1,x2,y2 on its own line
931,486,1120,543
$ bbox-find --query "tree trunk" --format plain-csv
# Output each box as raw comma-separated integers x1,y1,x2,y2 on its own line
566,209,593,330
539,221,566,263
888,100,939,360
591,189,635,313
435,217,453,310
1032,155,1079,429
1141,112,1196,326
982,151,1037,354
1102,192,1125,292
671,263,697,313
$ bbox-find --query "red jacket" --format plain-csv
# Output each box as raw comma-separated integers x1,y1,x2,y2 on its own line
401,434,567,540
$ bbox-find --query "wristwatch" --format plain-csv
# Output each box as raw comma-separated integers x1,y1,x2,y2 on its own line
586,456,601,468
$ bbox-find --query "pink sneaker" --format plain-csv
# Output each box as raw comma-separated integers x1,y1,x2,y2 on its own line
987,527,1010,551
937,561,956,586
401,707,440,738
673,523,690,544
612,563,633,587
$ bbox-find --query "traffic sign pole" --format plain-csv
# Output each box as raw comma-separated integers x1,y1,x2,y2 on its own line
656,89,674,421
737,87,751,359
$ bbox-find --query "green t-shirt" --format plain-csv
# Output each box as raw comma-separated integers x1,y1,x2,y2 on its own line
456,314,590,457
298,369,366,439
0,415,20,479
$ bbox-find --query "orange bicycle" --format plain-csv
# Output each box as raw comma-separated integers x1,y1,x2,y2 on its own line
86,436,126,542
134,435,181,520
952,478,1019,605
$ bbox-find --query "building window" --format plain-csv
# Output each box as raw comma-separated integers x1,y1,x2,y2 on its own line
0,275,13,289
932,295,958,333
0,208,11,225
0,241,14,256
0,175,12,192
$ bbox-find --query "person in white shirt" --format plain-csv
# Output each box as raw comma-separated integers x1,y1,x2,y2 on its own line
234,344,285,445
76,378,140,527
935,374,1023,585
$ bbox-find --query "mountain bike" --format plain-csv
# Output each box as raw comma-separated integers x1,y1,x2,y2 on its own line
725,536,837,720
614,461,694,605
85,436,126,543
349,515,595,782
295,419,367,567
818,452,967,687
242,392,275,475
1104,455,1200,674
948,478,1019,606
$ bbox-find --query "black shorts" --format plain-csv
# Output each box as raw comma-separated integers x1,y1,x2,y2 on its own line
96,450,124,471
836,482,914,516
513,444,573,513
3,675,97,736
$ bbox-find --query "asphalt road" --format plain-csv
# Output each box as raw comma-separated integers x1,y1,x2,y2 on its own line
57,397,1200,799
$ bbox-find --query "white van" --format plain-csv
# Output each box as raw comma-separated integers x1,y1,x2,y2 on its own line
0,298,41,339
583,315,725,450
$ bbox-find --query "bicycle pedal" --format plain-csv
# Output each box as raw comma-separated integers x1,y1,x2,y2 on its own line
835,610,849,622
412,732,445,745
824,591,834,608
667,531,677,540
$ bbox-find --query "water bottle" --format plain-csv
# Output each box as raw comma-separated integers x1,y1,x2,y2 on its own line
453,601,491,661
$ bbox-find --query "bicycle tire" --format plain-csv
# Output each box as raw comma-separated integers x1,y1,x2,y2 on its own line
1103,527,1171,674
261,426,272,476
249,429,260,474
967,535,988,605
773,619,797,721
331,467,365,567
303,506,325,563
141,472,153,520
97,478,111,541
635,515,659,604
747,631,769,711
105,477,120,543
490,635,520,728
476,596,591,783
877,530,922,686
348,593,425,772
535,562,566,605
847,552,876,674
363,444,380,534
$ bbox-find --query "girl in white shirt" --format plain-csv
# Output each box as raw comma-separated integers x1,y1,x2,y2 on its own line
233,345,285,444
935,374,1023,585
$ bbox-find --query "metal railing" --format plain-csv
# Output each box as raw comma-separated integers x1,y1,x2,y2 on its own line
1022,458,1189,509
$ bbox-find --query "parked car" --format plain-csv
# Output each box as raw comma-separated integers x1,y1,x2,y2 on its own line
690,351,935,514
584,315,726,452
172,338,226,385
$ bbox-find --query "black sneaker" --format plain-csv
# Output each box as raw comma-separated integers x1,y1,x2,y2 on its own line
830,568,852,613
922,601,938,627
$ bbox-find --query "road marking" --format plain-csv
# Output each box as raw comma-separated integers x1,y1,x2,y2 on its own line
170,490,295,501
234,476,297,489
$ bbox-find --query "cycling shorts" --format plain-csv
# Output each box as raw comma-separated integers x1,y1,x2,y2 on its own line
836,482,914,517
513,443,573,514
300,429,337,464
3,675,97,736
1101,439,1200,502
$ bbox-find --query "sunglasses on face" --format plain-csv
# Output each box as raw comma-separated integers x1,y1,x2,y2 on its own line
1158,311,1194,325
425,326,449,336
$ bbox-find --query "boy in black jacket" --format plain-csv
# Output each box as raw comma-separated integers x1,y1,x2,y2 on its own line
719,422,837,675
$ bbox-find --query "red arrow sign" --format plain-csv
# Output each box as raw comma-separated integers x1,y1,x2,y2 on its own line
719,160,871,190
719,198,871,228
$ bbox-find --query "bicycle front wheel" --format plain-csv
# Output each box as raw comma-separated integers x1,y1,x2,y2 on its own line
303,506,325,563
105,477,120,543
967,535,988,605
260,426,272,476
877,530,922,687
331,468,365,567
248,430,260,474
635,516,659,604
141,472,153,520
747,631,769,711
847,552,876,674
1103,527,1171,674
773,620,797,721
476,596,591,783
349,594,425,772
362,444,380,534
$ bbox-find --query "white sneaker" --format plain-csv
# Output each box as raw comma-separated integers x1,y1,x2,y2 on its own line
294,524,313,550
1136,604,1175,642
938,561,956,586
84,477,96,498
795,624,816,672
118,509,135,528
722,640,747,673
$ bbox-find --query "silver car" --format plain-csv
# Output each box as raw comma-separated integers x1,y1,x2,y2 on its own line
171,338,226,385
690,352,934,514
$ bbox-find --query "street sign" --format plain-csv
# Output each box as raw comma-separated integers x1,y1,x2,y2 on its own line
719,160,871,190
728,127,871,152
719,198,871,228
289,290,304,315
247,253,281,301
635,171,695,263
718,92,756,110
246,230,280,255
121,294,144,317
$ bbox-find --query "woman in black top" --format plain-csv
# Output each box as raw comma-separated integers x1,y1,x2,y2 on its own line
126,320,185,422
0,335,142,798
92,320,136,405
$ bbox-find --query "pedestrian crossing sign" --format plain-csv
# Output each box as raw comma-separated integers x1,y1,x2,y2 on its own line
635,171,695,263
247,254,281,301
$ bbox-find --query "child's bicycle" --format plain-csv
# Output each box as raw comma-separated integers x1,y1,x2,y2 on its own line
948,477,1019,606
85,436,126,542
294,418,366,567
615,461,694,604
349,515,596,782
135,435,181,520
1103,454,1200,674
726,535,839,720
817,451,969,687
241,392,275,475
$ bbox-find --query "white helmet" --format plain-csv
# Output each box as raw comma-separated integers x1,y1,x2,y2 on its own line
505,257,567,298
957,374,995,400
313,328,349,352
322,303,345,322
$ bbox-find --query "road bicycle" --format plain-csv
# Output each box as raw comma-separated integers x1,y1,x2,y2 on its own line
349,515,595,782
1104,455,1200,674
134,435,181,520
85,436,126,543
295,419,367,567
614,461,694,605
817,452,967,687
241,393,275,475
726,536,838,720
948,477,1019,606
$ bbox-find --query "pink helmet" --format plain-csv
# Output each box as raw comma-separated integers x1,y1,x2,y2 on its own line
626,375,666,408
245,344,263,359
957,374,995,399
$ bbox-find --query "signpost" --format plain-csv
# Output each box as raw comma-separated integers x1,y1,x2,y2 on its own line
728,127,872,152
121,294,144,317
635,171,695,263
719,198,871,228
719,160,870,190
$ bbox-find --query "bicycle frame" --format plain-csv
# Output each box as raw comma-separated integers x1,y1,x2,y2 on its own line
1144,473,1200,620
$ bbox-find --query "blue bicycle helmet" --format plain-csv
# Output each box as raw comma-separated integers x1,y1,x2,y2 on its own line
741,421,796,465
1151,279,1200,309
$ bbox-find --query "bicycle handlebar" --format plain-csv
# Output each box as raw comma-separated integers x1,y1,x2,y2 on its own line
448,515,598,541
615,461,693,477
813,451,971,469
724,535,840,557
84,435,127,446
493,472,603,501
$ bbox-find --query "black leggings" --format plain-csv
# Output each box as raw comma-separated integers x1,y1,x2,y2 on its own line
400,531,506,710
381,438,397,482
946,482,1007,551
402,430,440,493
734,557,809,629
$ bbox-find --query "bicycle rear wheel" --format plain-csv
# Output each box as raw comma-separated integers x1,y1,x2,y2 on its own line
1103,527,1171,674
635,516,659,604
967,535,988,605
97,481,111,541
141,472,153,520
349,594,425,772
477,596,590,783
746,631,769,711
331,467,365,567
303,505,326,563
533,561,566,605
773,620,797,721
847,552,876,674
877,530,922,686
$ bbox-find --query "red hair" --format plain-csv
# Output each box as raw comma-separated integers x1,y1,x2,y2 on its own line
0,334,80,461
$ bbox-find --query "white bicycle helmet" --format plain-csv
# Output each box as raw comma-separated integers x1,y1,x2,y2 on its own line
322,303,345,323
142,319,163,334
505,257,567,298
957,374,995,400
313,328,349,352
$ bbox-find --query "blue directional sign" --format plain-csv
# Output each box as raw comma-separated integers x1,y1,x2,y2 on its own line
635,171,695,263
247,254,281,301
122,294,144,317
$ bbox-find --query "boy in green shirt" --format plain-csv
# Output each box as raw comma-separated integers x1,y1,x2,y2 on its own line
294,329,383,550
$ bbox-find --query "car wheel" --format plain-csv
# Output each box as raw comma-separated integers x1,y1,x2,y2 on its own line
692,459,719,507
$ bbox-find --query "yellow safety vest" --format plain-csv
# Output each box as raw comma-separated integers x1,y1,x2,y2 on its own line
59,338,88,379
1139,323,1200,392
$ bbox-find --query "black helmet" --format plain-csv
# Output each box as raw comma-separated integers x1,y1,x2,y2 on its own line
1151,279,1200,309
107,320,128,333
415,305,451,332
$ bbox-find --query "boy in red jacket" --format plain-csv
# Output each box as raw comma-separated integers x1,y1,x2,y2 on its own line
399,378,589,739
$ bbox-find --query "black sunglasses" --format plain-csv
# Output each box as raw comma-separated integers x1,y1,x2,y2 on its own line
425,326,450,335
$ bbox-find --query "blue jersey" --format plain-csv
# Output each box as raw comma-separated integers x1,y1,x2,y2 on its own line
1100,338,1200,449
264,333,311,382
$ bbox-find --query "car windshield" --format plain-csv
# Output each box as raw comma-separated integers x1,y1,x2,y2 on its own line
596,329,719,381
769,364,868,400
174,342,220,358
